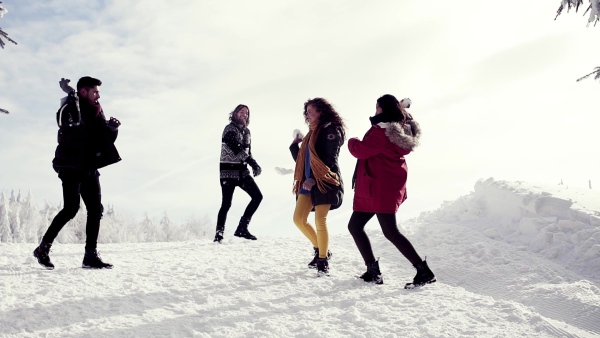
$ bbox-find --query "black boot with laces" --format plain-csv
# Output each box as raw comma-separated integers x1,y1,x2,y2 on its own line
316,257,329,276
82,249,113,269
308,247,332,269
405,259,436,289
359,259,383,285
213,229,224,243
234,217,257,240
33,240,54,270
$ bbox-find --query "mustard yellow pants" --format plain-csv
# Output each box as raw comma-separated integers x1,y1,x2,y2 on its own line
293,193,331,258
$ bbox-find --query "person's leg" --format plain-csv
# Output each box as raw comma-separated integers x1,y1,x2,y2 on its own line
348,211,376,263
43,170,82,243
349,211,383,284
80,170,112,269
234,176,263,239
34,169,82,269
376,213,422,266
216,179,236,232
239,175,263,220
292,194,318,248
80,171,103,252
314,204,331,259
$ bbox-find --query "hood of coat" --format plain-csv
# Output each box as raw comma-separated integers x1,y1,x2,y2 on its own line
378,119,421,152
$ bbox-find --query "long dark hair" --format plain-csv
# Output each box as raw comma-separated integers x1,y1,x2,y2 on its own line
228,104,250,126
377,94,409,123
303,98,346,140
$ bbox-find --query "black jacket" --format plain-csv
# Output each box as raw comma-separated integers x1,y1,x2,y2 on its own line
289,122,344,210
52,93,121,172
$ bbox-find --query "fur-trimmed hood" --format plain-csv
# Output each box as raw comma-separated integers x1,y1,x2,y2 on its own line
379,119,421,152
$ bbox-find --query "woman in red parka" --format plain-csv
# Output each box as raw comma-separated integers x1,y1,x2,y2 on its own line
347,94,435,289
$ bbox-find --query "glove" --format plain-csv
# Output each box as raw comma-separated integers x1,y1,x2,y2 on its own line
107,117,121,131
302,178,316,191
252,164,262,177
246,157,261,177
59,78,75,94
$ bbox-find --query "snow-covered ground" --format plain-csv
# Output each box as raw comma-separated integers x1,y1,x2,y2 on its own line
1,178,599,337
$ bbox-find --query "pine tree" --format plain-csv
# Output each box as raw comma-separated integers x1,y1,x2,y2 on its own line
0,193,12,242
20,190,42,242
0,1,16,114
0,2,16,50
9,203,21,242
555,1,600,82
0,1,17,114
556,0,600,26
140,214,158,242
160,212,179,241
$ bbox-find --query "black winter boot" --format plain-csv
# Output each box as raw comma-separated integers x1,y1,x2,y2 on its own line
359,260,383,285
405,259,436,289
33,240,54,270
316,257,329,276
308,247,332,269
234,217,257,240
82,249,113,269
213,229,224,243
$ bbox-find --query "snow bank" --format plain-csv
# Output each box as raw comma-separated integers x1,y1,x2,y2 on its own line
419,178,600,279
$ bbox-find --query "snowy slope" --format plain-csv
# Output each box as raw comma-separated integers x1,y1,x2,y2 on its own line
0,178,599,337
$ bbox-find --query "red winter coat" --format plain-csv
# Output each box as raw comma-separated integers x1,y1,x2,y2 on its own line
348,119,421,213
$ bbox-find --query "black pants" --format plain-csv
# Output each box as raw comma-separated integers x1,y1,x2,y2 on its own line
348,211,421,266
43,169,103,251
216,176,263,231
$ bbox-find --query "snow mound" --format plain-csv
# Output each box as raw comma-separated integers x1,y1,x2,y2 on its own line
418,177,600,279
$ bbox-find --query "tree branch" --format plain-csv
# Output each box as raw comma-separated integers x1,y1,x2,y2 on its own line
576,67,600,82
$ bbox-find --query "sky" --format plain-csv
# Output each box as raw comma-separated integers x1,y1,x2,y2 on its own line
1,0,599,233
1,178,599,337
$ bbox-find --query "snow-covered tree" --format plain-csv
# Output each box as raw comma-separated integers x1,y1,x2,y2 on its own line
9,203,22,242
0,193,12,242
19,191,43,242
0,188,214,243
556,1,600,82
160,213,177,241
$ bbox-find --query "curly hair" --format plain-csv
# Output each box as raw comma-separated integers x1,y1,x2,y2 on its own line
303,98,346,140
228,104,250,126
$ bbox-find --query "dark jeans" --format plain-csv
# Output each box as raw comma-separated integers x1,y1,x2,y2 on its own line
216,176,263,231
43,169,103,251
348,211,421,266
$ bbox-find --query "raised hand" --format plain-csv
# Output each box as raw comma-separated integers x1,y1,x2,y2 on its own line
59,78,75,94
107,116,121,131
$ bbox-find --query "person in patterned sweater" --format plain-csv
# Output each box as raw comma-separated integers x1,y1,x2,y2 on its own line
214,104,263,243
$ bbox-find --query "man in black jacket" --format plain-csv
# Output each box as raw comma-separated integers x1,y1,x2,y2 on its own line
33,76,122,270
214,104,263,243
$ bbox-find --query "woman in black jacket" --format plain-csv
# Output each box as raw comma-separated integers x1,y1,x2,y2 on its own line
290,98,345,275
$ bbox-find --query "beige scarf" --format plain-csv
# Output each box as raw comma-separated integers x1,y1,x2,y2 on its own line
292,122,341,194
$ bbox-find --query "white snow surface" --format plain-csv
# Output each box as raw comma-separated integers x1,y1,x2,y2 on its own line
1,178,599,337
